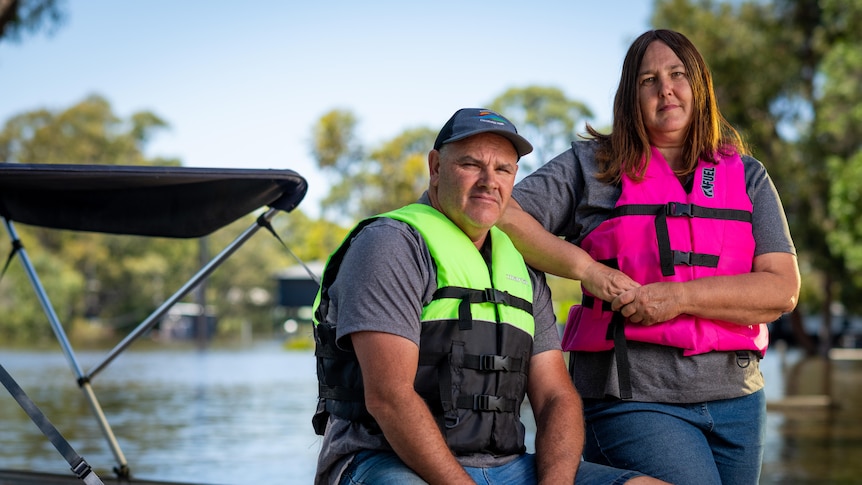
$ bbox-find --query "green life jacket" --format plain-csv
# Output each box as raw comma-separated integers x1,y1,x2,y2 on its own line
312,203,535,456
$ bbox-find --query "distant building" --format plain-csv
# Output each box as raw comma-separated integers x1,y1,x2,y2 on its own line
274,260,325,315
155,302,217,341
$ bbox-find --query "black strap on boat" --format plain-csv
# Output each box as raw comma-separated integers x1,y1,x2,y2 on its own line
0,363,104,484
256,213,321,285
0,237,22,283
605,312,633,400
433,286,533,331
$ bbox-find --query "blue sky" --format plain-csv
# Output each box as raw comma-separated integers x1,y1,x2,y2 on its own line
0,1,651,216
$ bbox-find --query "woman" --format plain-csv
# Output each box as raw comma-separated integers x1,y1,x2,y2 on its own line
499,30,800,485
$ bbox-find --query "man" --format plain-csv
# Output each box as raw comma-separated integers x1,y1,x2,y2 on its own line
312,108,665,484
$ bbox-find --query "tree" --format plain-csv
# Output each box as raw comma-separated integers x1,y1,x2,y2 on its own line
0,94,177,166
0,0,66,43
0,96,185,342
311,108,436,222
817,1,862,308
488,86,594,172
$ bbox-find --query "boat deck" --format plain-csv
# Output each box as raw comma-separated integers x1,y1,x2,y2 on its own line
0,469,211,485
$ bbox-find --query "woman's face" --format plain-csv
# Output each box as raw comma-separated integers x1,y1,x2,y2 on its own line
637,40,694,147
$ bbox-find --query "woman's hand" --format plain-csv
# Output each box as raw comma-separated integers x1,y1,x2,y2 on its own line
611,282,682,326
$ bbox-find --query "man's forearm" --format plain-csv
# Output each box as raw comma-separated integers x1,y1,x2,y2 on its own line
533,393,584,484
367,389,473,484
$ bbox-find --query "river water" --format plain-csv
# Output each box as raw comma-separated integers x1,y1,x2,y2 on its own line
1,342,860,484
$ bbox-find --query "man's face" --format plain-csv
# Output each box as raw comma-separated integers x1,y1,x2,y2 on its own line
428,132,519,247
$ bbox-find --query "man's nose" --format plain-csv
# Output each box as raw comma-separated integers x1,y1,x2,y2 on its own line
478,165,498,188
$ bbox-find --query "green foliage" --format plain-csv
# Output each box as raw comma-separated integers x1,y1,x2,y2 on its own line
0,94,350,345
488,86,593,172
310,109,363,175
0,94,179,166
827,152,862,286
0,240,83,344
0,95,182,343
312,110,436,221
546,275,583,324
310,90,595,223
0,0,66,43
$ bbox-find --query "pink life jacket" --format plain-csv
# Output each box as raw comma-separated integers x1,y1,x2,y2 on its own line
561,147,769,357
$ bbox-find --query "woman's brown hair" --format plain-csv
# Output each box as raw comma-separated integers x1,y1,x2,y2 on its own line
586,29,746,184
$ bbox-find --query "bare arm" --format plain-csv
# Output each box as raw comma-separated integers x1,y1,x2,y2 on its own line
498,200,639,301
352,331,473,485
613,252,801,325
527,349,583,484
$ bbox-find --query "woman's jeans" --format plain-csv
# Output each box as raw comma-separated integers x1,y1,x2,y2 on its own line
583,389,767,485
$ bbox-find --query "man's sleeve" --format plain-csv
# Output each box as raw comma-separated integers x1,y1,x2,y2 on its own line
528,267,562,355
331,219,434,348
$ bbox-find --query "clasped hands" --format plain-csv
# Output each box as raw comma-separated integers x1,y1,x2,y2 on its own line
581,261,681,326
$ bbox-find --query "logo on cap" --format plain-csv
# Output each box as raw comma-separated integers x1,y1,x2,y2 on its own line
477,111,508,126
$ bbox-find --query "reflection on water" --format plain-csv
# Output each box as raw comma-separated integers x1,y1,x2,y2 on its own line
1,343,861,484
1,343,321,484
760,348,862,485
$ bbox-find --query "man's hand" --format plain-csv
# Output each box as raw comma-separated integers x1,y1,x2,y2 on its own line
581,261,641,303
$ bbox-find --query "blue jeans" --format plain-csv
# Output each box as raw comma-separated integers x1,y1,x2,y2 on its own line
583,389,766,485
339,450,644,484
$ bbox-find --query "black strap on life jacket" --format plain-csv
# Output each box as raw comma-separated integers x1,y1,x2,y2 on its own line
317,383,365,402
580,258,633,398
432,286,533,331
582,295,613,312
611,202,751,277
419,351,526,373
605,312,633,400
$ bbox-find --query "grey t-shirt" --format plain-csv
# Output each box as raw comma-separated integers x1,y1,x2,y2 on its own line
315,197,561,484
512,140,796,403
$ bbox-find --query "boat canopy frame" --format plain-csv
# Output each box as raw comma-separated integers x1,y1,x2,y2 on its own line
0,163,308,482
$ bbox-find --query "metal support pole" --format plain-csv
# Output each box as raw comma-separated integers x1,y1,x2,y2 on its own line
3,218,130,477
86,207,278,378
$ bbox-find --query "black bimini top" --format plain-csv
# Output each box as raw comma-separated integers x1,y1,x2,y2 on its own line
0,163,308,238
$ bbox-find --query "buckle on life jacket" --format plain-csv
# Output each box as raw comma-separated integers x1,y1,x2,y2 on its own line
480,354,513,371
666,202,694,217
484,287,507,304
475,394,498,411
673,250,694,266
454,394,516,412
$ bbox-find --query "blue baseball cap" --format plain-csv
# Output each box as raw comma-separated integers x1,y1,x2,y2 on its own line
433,108,533,157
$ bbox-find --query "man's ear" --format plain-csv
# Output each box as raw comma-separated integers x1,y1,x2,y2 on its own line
428,149,441,187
